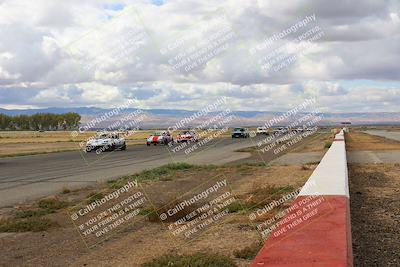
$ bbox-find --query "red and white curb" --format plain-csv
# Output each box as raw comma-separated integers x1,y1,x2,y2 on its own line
250,129,353,267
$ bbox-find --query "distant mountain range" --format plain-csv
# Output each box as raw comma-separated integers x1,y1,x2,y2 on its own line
1,107,399,127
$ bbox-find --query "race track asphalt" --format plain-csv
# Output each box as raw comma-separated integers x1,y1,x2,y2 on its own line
0,136,267,207
363,130,400,142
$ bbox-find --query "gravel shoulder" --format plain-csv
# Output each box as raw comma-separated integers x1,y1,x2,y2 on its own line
347,130,400,266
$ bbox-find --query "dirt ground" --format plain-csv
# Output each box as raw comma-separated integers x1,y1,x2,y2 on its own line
349,164,400,266
346,129,400,266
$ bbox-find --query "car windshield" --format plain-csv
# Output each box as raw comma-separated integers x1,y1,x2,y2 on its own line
153,132,162,136
96,134,110,139
234,128,244,131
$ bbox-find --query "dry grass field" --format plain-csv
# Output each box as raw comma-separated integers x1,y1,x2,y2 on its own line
346,131,400,151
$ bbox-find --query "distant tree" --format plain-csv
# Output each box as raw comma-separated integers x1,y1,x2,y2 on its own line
12,115,30,130
30,113,43,130
0,112,81,131
0,113,12,130
64,112,81,130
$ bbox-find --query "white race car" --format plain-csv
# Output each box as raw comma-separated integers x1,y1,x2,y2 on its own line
176,131,198,143
85,132,126,152
146,131,174,146
256,127,269,135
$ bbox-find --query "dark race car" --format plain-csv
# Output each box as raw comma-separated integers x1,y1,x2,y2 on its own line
231,127,250,138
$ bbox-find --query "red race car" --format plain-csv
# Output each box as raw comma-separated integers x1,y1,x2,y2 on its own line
176,131,199,143
146,131,174,146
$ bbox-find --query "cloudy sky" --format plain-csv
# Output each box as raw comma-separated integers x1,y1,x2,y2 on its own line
0,0,399,112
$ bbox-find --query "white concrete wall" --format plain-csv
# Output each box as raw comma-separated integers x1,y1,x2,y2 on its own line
299,129,349,197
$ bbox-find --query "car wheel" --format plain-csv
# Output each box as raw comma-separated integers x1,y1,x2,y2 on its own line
85,147,91,152
146,142,150,146
121,143,126,150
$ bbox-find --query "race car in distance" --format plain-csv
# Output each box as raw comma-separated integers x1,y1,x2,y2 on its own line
232,127,250,138
273,127,288,134
146,131,174,146
85,132,126,152
176,131,198,143
256,126,269,135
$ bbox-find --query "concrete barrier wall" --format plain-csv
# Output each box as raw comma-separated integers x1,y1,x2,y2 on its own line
250,129,353,267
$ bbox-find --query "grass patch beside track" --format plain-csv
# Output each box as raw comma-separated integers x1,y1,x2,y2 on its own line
0,218,57,232
15,197,69,218
107,162,216,189
0,197,67,232
141,253,237,267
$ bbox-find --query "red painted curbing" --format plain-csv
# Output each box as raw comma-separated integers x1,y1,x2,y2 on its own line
250,195,353,267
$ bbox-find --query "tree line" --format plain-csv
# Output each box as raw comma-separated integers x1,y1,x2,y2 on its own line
0,112,81,131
